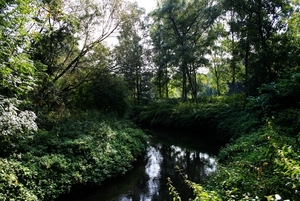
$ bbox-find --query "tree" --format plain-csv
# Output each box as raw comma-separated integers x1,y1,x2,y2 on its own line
0,0,38,155
151,0,220,102
68,44,129,116
222,0,293,94
29,0,129,109
281,0,300,70
209,44,230,96
150,22,173,99
112,3,151,104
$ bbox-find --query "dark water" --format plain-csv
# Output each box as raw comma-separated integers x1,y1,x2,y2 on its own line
58,129,222,201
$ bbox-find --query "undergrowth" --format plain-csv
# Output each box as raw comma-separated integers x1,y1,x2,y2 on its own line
0,110,148,200
163,74,300,200
164,108,300,200
133,94,257,140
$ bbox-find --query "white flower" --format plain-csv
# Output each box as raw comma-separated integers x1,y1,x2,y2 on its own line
275,194,281,200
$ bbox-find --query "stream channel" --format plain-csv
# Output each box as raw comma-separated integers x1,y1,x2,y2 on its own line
58,128,223,201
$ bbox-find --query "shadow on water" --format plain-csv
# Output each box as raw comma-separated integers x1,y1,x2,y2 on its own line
57,128,223,201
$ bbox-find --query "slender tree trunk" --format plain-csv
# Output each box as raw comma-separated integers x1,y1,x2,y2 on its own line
231,30,236,94
193,63,198,103
186,63,198,102
245,36,250,97
165,74,169,98
181,62,187,102
135,67,140,104
159,78,162,99
158,68,163,99
257,0,272,82
214,68,220,96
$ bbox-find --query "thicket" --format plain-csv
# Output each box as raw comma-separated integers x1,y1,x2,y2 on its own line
0,110,147,200
132,94,258,140
133,71,300,200
0,2,150,200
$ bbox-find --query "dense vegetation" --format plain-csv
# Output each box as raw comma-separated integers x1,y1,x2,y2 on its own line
0,111,147,200
134,73,300,200
1,0,299,200
0,0,148,200
132,94,250,140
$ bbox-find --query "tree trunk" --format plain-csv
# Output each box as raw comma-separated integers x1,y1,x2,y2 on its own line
165,74,169,98
231,30,236,94
245,36,250,97
181,62,188,102
186,63,198,102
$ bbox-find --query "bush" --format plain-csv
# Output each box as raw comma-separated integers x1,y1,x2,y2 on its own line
0,96,37,156
157,82,300,200
206,123,300,200
133,95,252,140
0,110,148,200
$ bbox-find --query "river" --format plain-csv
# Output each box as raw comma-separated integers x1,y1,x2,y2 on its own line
57,128,223,201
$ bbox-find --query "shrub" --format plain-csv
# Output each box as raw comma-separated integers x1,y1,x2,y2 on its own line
0,96,37,156
1,110,148,200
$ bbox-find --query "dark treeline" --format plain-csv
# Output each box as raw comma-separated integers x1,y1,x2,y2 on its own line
1,0,299,200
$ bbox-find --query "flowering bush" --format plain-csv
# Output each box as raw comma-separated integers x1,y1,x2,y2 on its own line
0,96,37,155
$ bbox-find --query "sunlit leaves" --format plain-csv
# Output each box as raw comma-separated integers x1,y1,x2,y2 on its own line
0,0,37,98
0,0,38,151
151,0,221,101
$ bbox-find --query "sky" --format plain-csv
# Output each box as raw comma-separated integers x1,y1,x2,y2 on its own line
131,0,157,13
104,0,157,47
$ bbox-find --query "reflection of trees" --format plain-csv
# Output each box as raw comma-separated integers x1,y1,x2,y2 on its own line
156,144,217,201
115,143,217,201
167,145,216,183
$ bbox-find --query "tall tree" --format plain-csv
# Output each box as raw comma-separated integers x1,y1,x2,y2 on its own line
150,22,173,99
151,0,220,102
207,22,230,96
112,3,151,104
223,0,293,94
29,0,129,109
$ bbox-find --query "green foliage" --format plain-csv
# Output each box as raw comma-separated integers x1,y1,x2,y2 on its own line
197,72,300,200
167,166,221,201
169,117,299,200
0,97,38,156
185,180,221,201
151,0,221,101
0,0,38,155
246,70,300,121
133,95,251,139
0,0,36,98
206,123,300,200
222,0,295,94
0,158,39,201
167,177,182,201
0,110,148,200
156,70,300,200
196,73,300,199
70,71,129,117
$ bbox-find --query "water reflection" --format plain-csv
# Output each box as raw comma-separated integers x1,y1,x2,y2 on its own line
57,131,220,201
115,142,217,201
143,145,163,200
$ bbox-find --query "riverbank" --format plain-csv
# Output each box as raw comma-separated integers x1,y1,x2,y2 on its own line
57,128,221,201
132,93,300,200
0,110,148,200
132,95,255,141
